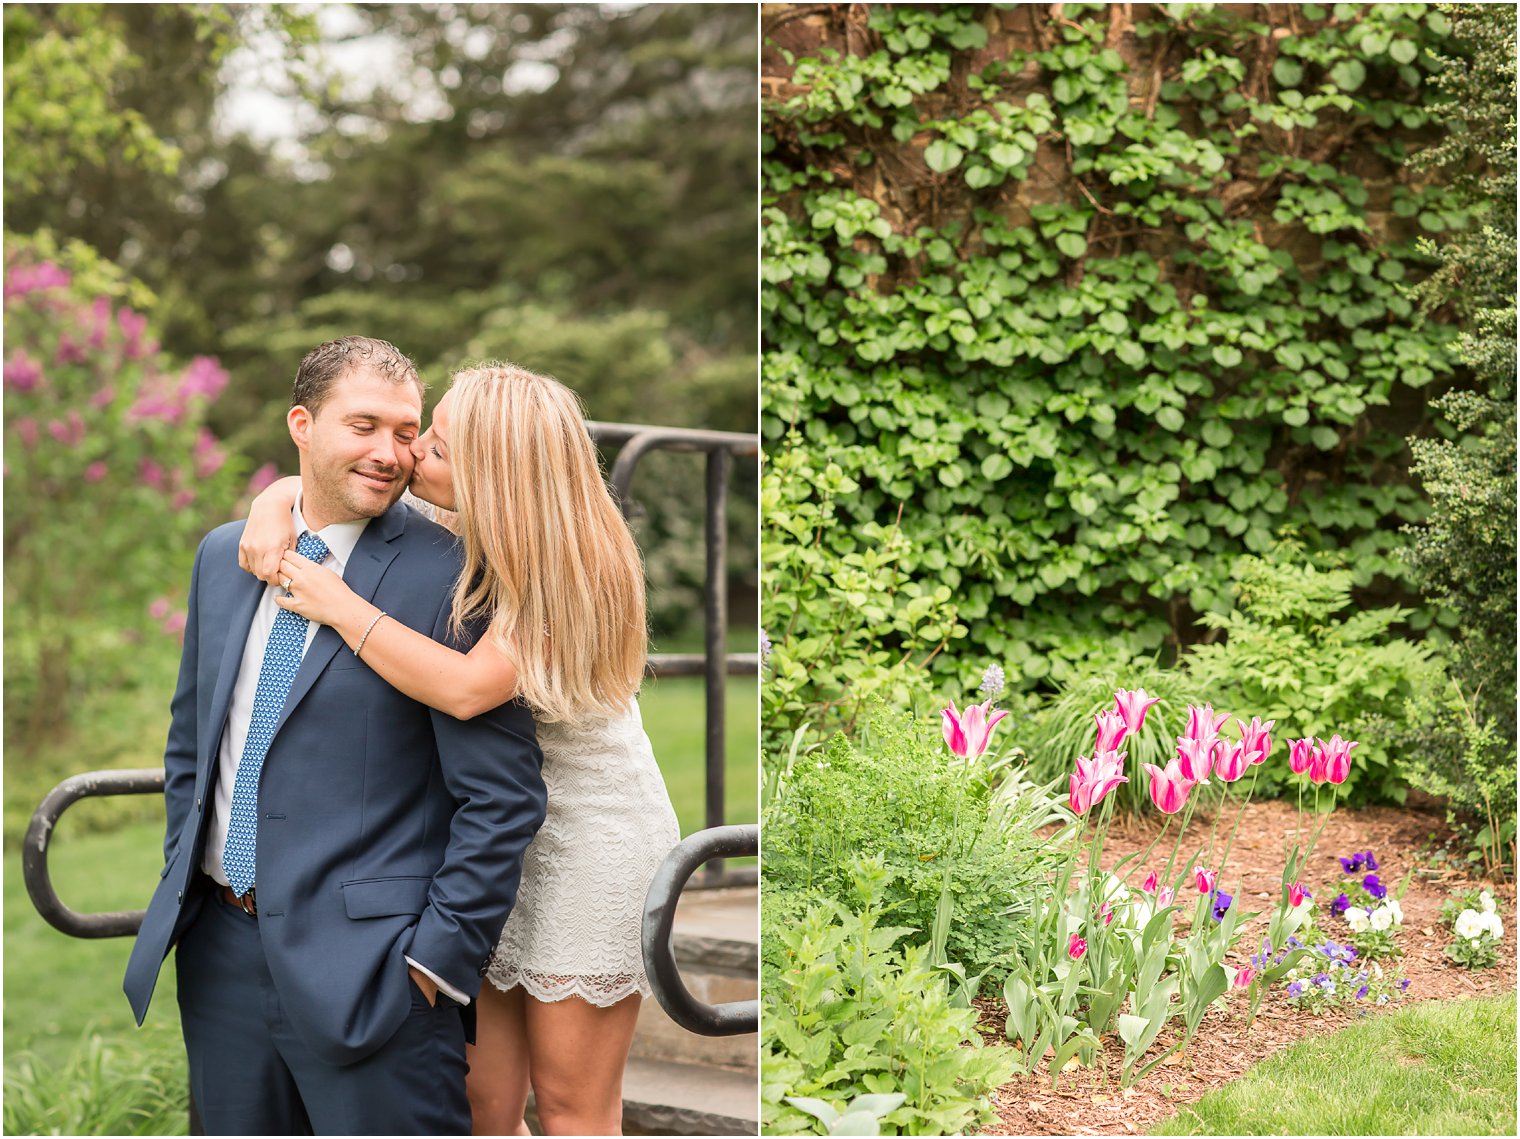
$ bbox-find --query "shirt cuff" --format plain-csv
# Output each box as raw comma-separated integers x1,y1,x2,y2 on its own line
404,956,471,1006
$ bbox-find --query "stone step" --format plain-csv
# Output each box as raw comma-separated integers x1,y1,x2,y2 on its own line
620,1056,759,1136
630,885,758,1073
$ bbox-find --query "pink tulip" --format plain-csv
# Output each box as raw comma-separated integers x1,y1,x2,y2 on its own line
1141,758,1195,814
1318,735,1358,785
1308,745,1330,785
1114,688,1161,735
942,698,1010,758
1141,871,1159,894
1195,867,1217,893
1094,709,1128,753
1069,749,1128,815
1214,740,1251,782
1288,882,1311,907
1157,886,1175,908
1099,901,1115,925
1068,933,1087,959
1238,717,1276,765
1184,703,1230,742
1176,736,1214,783
1288,737,1315,775
1234,965,1256,988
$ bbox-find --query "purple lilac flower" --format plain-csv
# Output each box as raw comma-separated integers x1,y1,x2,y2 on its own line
1210,889,1233,922
1360,850,1379,871
1332,892,1351,915
1363,873,1386,900
979,663,1005,700
5,350,42,392
759,630,772,662
1339,853,1363,873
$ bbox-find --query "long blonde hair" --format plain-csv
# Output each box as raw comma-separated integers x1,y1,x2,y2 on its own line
445,363,647,721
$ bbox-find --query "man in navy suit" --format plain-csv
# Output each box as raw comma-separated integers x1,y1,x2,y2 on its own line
123,336,547,1134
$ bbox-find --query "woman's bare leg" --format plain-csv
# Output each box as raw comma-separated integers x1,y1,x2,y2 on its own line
524,991,642,1136
467,983,533,1136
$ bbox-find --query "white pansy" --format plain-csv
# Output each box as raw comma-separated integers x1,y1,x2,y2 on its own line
1479,890,1496,914
1370,906,1393,931
1346,907,1371,932
1478,911,1504,939
1454,908,1484,941
1386,897,1403,924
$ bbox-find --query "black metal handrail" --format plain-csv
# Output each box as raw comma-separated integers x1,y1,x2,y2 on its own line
26,773,757,1039
588,420,758,885
641,824,759,1037
24,768,165,938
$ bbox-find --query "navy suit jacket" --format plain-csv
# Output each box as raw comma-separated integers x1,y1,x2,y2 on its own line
123,500,546,1066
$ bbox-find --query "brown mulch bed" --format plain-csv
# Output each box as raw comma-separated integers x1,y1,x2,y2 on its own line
975,797,1517,1136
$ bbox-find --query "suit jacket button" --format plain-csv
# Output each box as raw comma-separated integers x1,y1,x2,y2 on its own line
196,797,202,809
176,891,183,904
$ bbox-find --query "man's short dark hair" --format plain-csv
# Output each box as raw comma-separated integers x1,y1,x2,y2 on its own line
292,337,424,414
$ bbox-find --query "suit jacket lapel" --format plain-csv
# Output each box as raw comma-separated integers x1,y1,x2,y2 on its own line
274,502,409,733
204,569,266,777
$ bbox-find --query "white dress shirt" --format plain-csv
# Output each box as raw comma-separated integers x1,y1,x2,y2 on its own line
202,498,467,1005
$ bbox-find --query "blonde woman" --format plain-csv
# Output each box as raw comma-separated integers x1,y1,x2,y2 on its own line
239,364,680,1136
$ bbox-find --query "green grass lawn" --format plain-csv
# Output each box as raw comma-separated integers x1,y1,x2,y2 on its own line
1151,991,1518,1136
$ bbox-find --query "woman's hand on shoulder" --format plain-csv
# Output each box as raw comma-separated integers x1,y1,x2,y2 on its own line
239,475,301,584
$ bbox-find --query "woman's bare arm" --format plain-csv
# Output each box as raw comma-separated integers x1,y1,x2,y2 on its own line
275,550,519,720
239,476,302,584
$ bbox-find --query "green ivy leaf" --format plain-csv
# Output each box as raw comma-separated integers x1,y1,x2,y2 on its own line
1272,58,1303,87
1156,406,1185,433
925,140,964,173
1055,232,1088,259
1329,59,1366,92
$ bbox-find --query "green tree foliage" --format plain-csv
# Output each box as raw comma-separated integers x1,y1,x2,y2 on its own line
7,3,758,642
1392,4,1516,872
761,4,1474,751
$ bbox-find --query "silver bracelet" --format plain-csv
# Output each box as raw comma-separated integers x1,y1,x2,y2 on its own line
355,611,387,657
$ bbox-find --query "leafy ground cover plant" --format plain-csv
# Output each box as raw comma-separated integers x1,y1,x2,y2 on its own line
761,856,1017,1136
762,702,1068,978
1441,887,1505,969
1182,545,1440,806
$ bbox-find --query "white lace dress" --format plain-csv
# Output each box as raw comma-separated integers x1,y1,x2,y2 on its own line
400,495,681,1006
486,706,681,1005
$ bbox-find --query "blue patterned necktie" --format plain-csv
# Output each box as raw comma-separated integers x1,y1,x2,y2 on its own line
222,531,331,896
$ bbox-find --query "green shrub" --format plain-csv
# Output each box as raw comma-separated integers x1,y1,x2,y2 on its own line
761,856,1017,1136
1180,544,1440,805
762,704,1068,977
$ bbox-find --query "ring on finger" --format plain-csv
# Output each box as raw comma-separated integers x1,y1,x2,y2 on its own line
281,578,292,591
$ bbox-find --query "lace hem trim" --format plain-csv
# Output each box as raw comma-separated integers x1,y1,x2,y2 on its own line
486,967,650,1007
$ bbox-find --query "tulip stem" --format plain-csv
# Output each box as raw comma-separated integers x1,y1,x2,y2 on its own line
1215,764,1262,885
1161,795,1198,888
1126,816,1171,886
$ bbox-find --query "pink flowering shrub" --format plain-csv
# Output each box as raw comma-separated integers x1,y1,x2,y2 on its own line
4,245,250,741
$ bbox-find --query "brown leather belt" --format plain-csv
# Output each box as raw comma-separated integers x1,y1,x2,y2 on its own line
217,884,257,916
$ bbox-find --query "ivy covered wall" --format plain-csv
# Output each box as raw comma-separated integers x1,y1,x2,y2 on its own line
761,2,1475,740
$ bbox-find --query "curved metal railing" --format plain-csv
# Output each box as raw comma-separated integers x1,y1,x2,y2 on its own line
23,768,164,938
640,824,759,1037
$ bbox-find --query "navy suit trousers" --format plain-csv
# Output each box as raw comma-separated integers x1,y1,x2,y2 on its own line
176,882,470,1136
